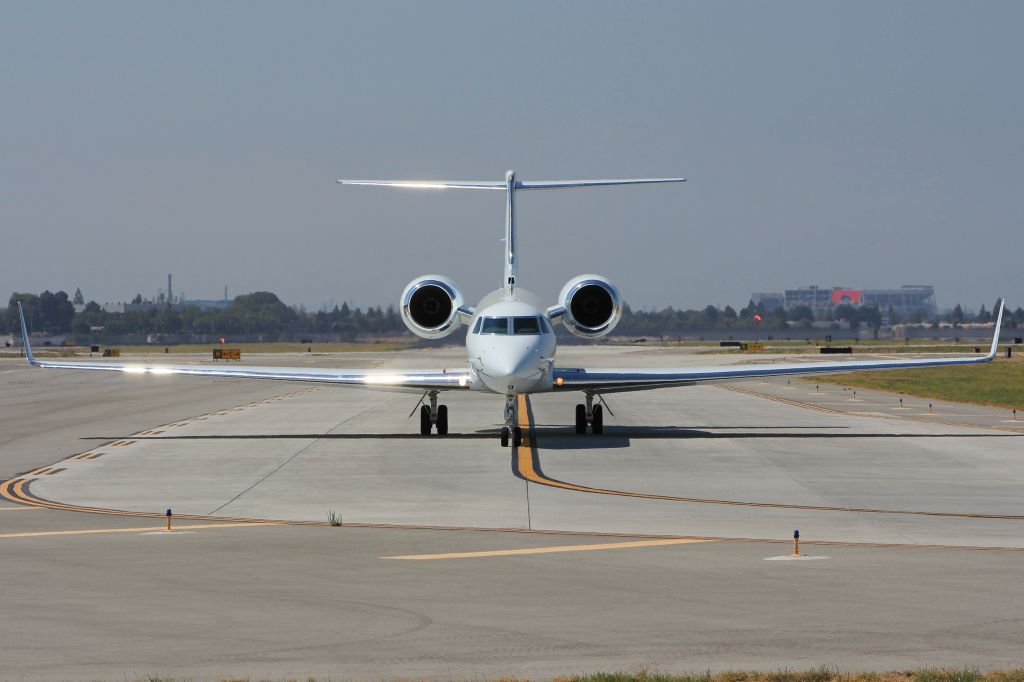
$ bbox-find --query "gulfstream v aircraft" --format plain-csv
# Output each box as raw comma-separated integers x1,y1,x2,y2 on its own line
18,170,1005,447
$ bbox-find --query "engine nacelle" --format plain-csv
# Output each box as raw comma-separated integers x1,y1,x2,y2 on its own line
557,274,623,338
400,275,467,339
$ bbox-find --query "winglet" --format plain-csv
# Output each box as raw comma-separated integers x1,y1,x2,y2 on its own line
17,302,36,365
988,298,1005,359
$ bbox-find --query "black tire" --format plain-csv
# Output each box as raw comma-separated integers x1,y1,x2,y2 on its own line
419,404,432,435
500,426,510,447
575,404,587,434
436,405,448,435
512,426,523,447
592,404,604,434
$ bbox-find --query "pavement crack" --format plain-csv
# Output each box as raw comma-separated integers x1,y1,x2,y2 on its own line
206,403,379,516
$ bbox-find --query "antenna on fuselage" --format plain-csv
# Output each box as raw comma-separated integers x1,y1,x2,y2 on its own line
336,171,686,293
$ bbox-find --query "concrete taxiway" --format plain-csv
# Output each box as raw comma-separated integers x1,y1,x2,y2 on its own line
1,346,1023,679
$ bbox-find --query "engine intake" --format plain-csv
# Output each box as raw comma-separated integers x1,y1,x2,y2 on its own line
557,274,622,338
400,275,466,339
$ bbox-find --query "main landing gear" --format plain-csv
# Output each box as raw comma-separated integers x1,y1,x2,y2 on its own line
574,393,603,435
419,392,448,436
500,394,522,448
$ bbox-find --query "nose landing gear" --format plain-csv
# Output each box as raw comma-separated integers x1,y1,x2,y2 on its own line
419,392,449,436
500,394,523,447
574,393,604,435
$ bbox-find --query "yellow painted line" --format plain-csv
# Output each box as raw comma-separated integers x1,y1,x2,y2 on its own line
0,522,281,540
0,506,40,512
513,396,1024,520
385,538,713,560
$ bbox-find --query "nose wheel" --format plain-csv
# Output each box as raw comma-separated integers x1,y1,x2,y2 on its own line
499,426,522,448
419,393,449,436
575,394,604,434
500,395,524,447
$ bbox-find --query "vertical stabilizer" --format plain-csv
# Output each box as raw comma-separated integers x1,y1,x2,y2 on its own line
504,170,517,293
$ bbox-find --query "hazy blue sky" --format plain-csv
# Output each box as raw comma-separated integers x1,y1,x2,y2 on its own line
2,1,1021,312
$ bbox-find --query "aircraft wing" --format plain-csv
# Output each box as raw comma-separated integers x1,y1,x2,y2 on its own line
16,304,472,394
554,300,1006,394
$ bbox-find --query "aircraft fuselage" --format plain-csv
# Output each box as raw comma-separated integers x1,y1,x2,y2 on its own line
465,296,557,395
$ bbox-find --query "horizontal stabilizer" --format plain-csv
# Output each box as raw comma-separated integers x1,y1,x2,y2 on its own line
337,175,686,191
337,179,505,190
516,178,685,190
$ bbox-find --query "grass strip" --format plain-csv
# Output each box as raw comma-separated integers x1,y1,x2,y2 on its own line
810,357,1024,410
137,669,1024,682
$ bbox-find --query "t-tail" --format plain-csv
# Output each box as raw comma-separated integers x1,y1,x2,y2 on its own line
337,170,685,293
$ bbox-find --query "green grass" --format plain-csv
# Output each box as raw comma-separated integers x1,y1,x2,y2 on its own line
0,341,417,358
701,344,994,355
556,671,1014,682
118,669,1024,682
812,357,1024,410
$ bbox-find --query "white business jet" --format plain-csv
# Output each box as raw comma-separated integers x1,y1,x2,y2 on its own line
17,170,1005,447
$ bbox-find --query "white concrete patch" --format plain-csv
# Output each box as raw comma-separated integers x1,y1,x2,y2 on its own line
24,348,1024,548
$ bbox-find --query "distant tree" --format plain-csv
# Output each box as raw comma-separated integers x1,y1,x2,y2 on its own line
976,304,991,323
703,305,719,325
84,301,102,314
6,293,38,332
155,307,183,334
73,287,84,305
131,294,143,305
789,305,814,323
37,290,75,333
72,318,91,335
859,305,883,337
951,304,964,326
886,304,898,324
722,305,737,320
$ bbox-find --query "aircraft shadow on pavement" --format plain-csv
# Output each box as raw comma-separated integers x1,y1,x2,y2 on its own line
81,427,1019,451
83,433,498,441
528,426,1022,450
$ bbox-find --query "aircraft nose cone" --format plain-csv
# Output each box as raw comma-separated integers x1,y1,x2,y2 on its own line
492,353,536,379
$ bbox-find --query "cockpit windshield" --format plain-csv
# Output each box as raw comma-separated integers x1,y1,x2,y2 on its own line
512,317,540,334
473,316,549,335
480,317,509,334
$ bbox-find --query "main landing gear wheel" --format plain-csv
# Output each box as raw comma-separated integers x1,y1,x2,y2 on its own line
500,426,510,447
575,404,587,434
436,404,448,436
419,404,431,435
512,426,523,447
419,397,448,436
575,396,604,435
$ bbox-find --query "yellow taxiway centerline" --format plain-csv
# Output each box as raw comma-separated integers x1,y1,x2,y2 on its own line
385,537,714,560
0,521,281,540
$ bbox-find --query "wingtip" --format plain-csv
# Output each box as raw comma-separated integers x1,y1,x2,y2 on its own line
17,301,35,365
988,297,1006,359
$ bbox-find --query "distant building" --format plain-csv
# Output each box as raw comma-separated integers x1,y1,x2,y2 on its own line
750,292,785,312
179,299,230,310
783,285,835,311
752,285,938,319
861,286,937,319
